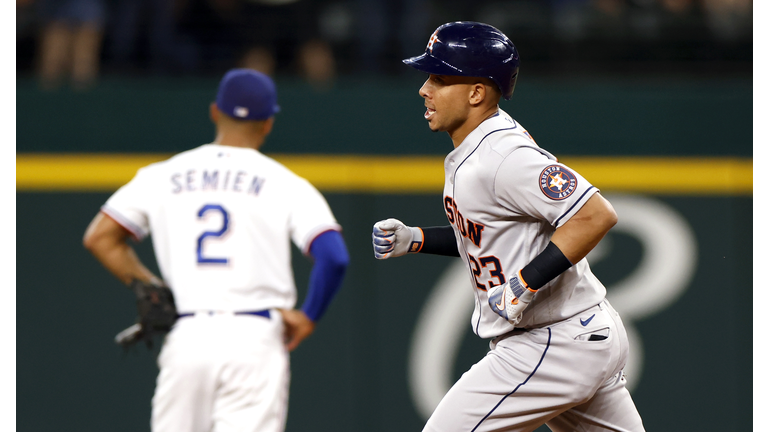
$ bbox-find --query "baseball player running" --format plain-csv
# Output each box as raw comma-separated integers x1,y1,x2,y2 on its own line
83,69,349,432
372,22,645,431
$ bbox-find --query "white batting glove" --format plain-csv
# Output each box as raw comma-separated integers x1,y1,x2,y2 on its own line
487,272,537,326
372,218,423,259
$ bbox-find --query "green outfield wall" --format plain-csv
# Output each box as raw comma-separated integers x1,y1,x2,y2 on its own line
16,75,751,156
16,77,752,432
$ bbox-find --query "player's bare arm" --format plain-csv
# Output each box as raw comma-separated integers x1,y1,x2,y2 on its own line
83,212,161,286
550,192,618,264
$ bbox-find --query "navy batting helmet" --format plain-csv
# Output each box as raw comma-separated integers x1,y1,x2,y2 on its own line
403,22,520,100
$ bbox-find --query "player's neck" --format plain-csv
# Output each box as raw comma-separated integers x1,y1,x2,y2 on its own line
450,106,499,148
213,131,266,151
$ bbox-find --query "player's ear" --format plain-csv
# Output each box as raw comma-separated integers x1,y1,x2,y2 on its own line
263,117,275,136
210,102,219,123
468,83,486,106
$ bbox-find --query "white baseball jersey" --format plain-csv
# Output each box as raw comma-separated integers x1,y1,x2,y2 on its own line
102,143,341,313
443,109,605,338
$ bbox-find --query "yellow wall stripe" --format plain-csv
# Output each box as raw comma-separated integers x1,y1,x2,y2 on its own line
16,154,752,195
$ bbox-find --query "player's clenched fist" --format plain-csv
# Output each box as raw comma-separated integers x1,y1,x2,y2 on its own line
372,218,424,259
488,272,537,326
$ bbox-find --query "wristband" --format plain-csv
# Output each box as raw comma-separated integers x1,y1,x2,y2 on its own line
519,241,573,291
407,227,424,253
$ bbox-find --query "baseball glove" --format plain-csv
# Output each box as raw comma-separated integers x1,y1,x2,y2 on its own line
115,279,178,349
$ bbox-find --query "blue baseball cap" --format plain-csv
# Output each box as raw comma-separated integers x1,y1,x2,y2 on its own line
215,69,280,121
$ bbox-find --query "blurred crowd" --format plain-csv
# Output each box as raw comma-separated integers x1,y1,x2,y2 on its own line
16,0,752,91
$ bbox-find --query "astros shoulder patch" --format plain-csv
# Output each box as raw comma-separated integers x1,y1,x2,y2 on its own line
539,165,577,200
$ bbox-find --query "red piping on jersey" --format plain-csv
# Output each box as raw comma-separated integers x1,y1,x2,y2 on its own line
99,207,143,242
304,228,342,256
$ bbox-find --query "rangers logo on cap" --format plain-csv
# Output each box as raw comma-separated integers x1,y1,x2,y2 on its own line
234,106,249,118
539,165,577,200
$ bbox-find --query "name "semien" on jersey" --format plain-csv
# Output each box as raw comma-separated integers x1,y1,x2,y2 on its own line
170,170,266,195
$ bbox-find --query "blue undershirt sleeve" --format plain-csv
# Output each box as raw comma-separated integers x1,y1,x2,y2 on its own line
300,230,350,322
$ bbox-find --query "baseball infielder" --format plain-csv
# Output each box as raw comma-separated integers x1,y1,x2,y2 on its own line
84,69,349,432
372,22,645,431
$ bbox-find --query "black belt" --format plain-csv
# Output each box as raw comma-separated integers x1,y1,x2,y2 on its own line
177,310,271,319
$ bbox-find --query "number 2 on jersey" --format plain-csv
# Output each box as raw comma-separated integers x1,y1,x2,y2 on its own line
468,253,506,291
196,204,230,264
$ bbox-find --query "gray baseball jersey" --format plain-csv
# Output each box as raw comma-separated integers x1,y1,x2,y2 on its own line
443,109,604,338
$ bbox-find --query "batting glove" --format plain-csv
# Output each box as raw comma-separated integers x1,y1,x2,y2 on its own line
372,218,423,259
488,271,537,326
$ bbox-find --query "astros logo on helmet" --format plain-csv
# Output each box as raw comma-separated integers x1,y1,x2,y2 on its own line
426,31,440,53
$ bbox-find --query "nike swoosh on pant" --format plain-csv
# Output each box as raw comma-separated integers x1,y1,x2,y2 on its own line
580,314,595,326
